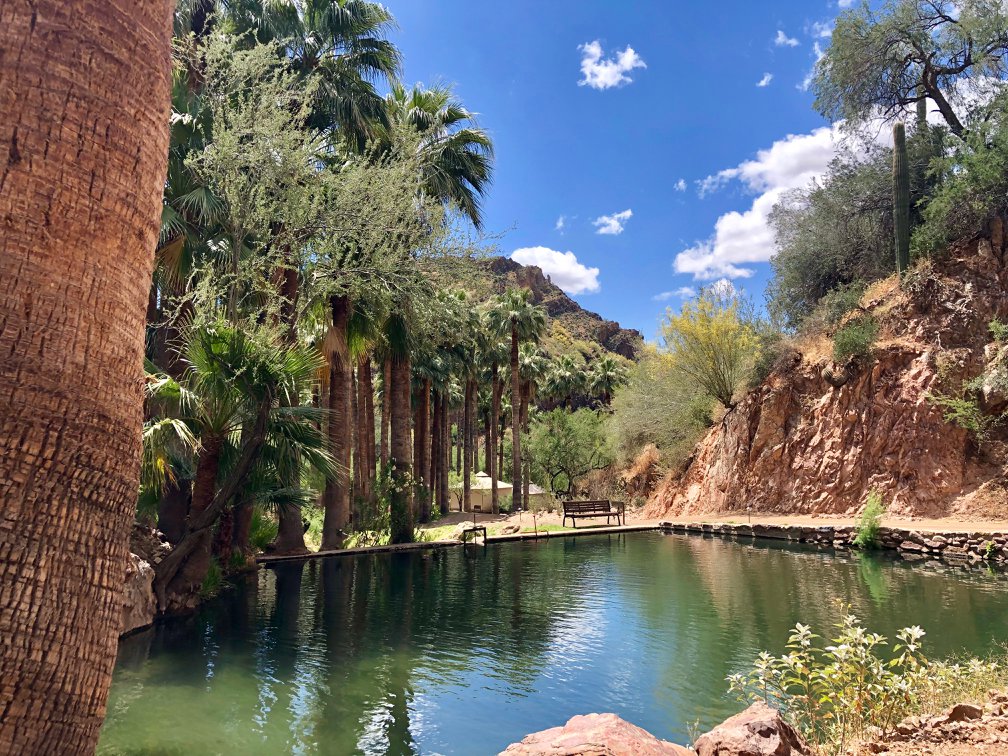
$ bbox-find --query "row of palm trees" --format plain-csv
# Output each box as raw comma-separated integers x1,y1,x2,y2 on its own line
140,1,627,615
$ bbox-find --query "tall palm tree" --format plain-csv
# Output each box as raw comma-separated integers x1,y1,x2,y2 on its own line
588,354,629,407
0,2,172,751
488,290,547,510
226,0,402,150
378,82,494,229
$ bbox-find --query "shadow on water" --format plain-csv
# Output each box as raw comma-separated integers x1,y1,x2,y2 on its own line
99,532,1008,755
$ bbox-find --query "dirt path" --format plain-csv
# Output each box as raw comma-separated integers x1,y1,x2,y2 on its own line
419,509,1008,537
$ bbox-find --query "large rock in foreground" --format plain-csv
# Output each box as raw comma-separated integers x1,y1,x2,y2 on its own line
500,713,692,755
693,703,811,756
120,553,155,636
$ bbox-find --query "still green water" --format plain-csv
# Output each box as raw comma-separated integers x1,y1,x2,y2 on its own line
98,532,1008,755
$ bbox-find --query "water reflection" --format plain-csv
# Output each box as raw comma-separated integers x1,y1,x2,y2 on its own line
99,533,1008,755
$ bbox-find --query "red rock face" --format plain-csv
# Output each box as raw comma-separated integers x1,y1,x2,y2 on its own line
499,713,692,755
646,224,1008,520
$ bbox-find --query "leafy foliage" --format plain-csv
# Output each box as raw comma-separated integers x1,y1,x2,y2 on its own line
608,347,714,465
525,409,613,498
729,614,1005,754
853,490,886,549
833,316,878,363
660,285,760,409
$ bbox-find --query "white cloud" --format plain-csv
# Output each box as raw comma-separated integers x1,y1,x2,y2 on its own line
653,287,695,302
510,247,600,295
838,0,854,7
677,125,846,280
578,41,646,90
757,72,773,87
555,215,566,231
811,20,834,38
674,178,687,192
593,208,633,235
775,30,799,47
799,42,826,91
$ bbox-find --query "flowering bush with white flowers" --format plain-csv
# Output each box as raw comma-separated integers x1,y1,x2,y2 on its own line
728,613,1004,754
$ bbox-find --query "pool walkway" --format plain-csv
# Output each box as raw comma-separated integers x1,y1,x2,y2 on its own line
257,523,660,565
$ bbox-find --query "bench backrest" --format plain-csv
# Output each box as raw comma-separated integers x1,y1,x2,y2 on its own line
563,500,612,514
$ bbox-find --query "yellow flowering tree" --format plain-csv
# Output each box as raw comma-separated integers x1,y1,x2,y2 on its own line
660,284,760,409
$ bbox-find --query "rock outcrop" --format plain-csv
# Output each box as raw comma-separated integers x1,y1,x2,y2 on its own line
500,713,692,755
121,553,155,636
483,257,643,359
694,703,811,756
647,225,1008,521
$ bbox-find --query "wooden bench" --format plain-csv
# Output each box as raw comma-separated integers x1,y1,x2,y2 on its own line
562,500,625,528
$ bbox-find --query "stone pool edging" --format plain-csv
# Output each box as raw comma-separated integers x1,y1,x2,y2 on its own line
660,521,1008,565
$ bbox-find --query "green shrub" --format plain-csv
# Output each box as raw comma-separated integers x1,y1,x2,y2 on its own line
200,557,223,599
249,506,278,551
990,318,1008,344
832,316,878,363
852,490,885,549
929,392,1002,444
802,282,867,335
728,614,1007,755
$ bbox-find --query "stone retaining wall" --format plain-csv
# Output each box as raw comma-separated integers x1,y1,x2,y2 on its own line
659,521,1008,565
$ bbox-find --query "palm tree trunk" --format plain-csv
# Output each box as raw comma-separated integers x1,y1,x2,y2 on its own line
416,377,431,522
440,397,450,514
462,379,473,512
429,391,441,516
361,358,376,502
510,326,522,510
0,2,171,751
454,410,462,473
380,356,391,472
490,367,501,514
322,295,351,550
389,354,414,543
351,361,361,519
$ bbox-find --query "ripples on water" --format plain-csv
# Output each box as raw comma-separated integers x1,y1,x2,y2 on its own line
98,532,1008,755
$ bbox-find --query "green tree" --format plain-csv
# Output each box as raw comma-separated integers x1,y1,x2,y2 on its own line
488,289,547,508
660,285,759,409
813,0,1008,138
526,409,613,498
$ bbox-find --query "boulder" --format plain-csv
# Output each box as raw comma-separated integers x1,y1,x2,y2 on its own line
500,713,692,755
121,553,156,636
499,524,521,535
693,703,811,756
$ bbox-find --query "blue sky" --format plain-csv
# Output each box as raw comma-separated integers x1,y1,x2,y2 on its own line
390,1,855,340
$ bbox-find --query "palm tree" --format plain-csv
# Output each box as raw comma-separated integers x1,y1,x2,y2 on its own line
478,312,509,514
588,354,629,407
0,2,172,751
147,323,334,611
226,0,402,150
545,354,587,409
386,310,414,543
488,290,547,510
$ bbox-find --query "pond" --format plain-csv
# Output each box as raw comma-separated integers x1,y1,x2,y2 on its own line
98,531,1008,755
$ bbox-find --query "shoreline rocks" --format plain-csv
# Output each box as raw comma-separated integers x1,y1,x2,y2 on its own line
658,521,1008,566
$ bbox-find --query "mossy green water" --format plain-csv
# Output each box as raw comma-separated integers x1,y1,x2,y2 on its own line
98,533,1008,754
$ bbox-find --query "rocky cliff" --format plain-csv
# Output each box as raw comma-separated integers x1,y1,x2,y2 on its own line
646,220,1008,520
480,257,643,359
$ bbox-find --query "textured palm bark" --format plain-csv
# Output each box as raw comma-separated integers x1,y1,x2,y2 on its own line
389,355,414,543
415,377,431,521
490,367,502,514
440,397,450,514
360,357,376,502
0,1,172,751
510,327,522,509
429,391,441,514
380,356,391,471
462,379,473,511
322,295,351,550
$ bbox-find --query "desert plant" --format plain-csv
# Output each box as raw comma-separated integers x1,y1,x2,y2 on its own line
929,390,1003,444
833,316,878,363
893,122,911,277
728,614,1005,755
852,490,885,549
990,318,1008,344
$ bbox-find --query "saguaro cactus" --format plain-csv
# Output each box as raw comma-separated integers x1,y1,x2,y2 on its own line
892,121,911,278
